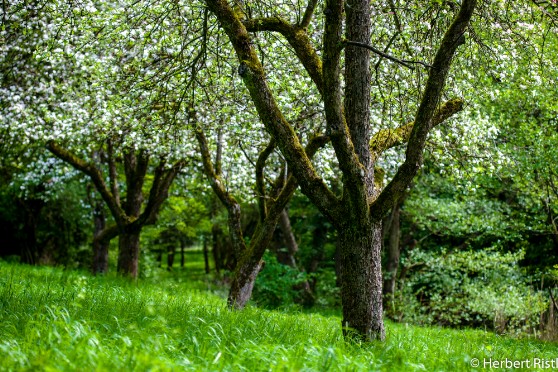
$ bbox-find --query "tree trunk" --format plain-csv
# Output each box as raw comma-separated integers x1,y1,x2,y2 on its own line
338,220,385,341
227,214,281,308
92,203,109,275
167,244,175,270
181,240,186,268
19,198,43,264
157,249,163,267
277,209,298,267
212,224,222,274
117,230,141,278
383,203,401,316
384,206,401,291
92,238,109,274
228,257,264,308
203,237,210,274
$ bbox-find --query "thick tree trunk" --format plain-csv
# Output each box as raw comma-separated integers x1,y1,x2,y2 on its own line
117,230,141,278
383,204,401,314
338,220,385,341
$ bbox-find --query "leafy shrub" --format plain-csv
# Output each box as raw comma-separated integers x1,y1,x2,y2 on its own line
312,268,341,308
252,252,308,308
394,248,547,336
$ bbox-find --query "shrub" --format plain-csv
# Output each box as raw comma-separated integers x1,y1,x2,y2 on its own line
252,252,308,308
393,248,547,336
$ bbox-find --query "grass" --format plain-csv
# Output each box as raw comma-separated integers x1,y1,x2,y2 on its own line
1,256,557,371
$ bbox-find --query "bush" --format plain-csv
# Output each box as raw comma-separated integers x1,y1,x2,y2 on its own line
252,252,308,308
393,248,547,336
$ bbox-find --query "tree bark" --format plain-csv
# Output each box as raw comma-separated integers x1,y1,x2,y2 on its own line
181,239,186,268
212,224,223,273
167,244,175,270
339,220,385,341
117,230,141,278
203,237,210,273
277,209,298,267
92,203,109,275
383,202,401,313
227,219,276,308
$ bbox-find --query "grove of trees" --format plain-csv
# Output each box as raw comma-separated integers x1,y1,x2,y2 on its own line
1,0,557,342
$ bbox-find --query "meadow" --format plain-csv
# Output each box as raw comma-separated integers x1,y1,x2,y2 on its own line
1,254,557,371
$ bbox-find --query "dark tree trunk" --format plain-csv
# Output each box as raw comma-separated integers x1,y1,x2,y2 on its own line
19,198,43,264
157,249,163,268
92,203,109,275
212,224,222,274
167,244,175,270
383,203,401,315
277,209,298,267
117,230,141,278
92,238,109,274
181,240,186,268
203,237,210,274
338,220,385,341
116,151,146,278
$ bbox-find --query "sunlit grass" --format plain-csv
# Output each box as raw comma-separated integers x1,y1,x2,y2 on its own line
1,259,557,371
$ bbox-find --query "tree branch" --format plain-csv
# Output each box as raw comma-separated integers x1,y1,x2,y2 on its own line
94,223,120,244
255,140,276,222
122,149,149,217
371,0,477,221
242,17,324,95
300,0,318,28
140,159,186,226
46,141,129,227
343,40,432,70
370,98,464,161
195,125,247,255
205,0,341,223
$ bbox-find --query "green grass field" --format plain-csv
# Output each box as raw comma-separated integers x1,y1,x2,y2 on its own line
1,255,557,371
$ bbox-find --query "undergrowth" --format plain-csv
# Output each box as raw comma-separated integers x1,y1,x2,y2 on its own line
1,260,557,371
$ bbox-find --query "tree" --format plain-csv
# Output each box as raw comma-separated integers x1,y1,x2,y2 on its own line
202,0,475,340
46,142,186,277
1,0,199,276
